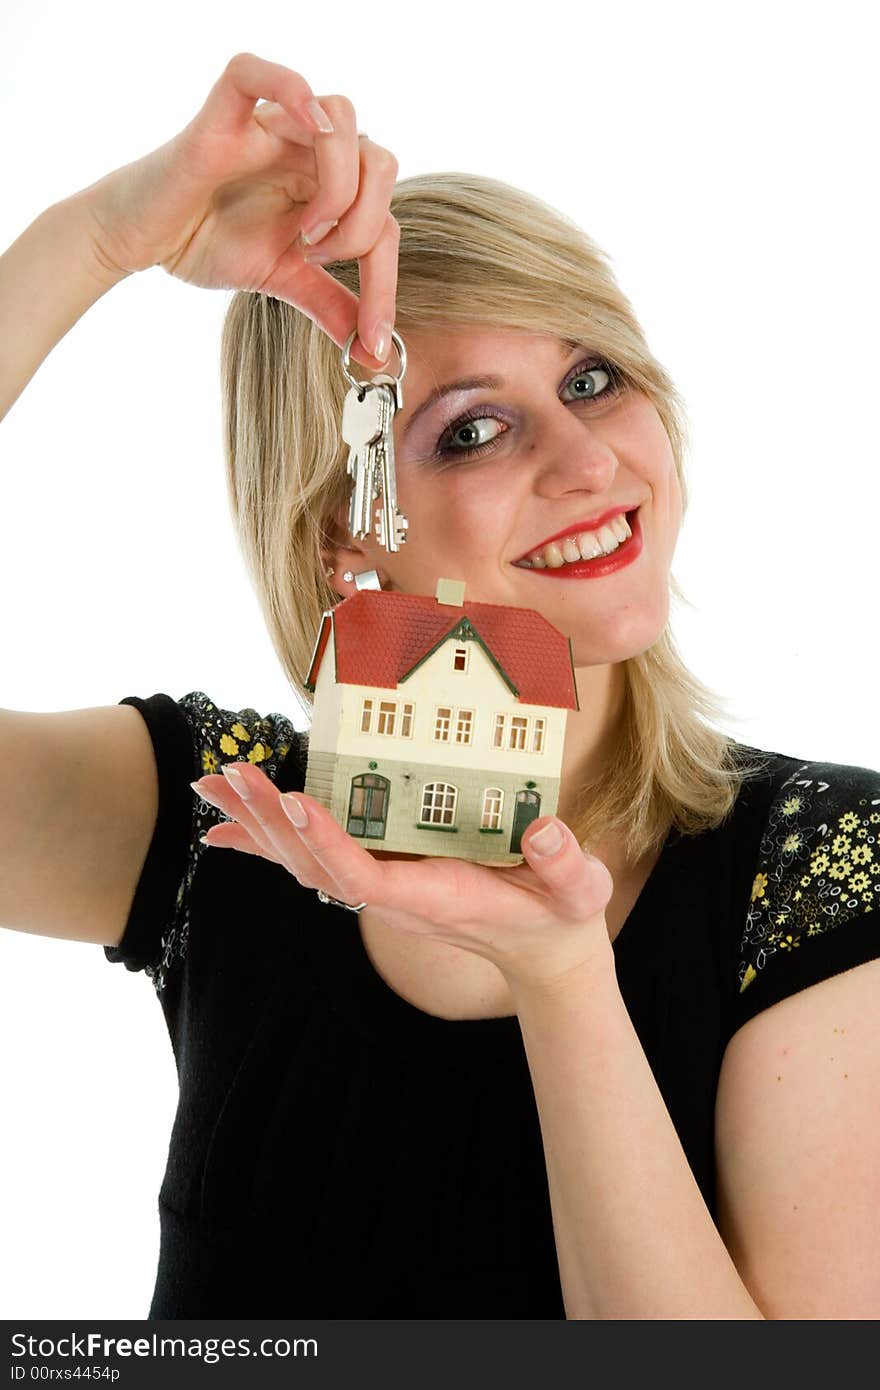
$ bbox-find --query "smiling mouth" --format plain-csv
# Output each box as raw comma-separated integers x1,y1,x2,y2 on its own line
512,508,640,568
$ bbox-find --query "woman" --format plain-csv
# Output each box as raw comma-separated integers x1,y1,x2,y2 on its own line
2,52,878,1320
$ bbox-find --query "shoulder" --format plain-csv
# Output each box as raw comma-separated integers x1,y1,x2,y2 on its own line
713,754,880,1316
734,754,880,1021
176,689,302,784
104,689,306,988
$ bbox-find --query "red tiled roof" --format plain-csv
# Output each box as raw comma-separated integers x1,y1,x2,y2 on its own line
306,589,579,711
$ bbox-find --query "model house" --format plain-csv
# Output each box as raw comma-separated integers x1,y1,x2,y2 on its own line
302,577,579,863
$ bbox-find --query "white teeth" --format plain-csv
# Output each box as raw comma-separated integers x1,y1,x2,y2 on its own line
518,513,633,569
578,528,612,561
561,537,582,563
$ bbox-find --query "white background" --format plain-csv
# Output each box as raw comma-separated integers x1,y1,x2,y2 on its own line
1,0,877,1320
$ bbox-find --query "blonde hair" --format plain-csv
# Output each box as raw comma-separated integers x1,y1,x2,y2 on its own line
219,171,770,866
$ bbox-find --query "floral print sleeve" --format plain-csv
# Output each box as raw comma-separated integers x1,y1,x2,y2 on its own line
103,690,299,992
731,760,880,1032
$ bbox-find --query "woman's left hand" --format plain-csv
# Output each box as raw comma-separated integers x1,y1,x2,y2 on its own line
192,762,617,993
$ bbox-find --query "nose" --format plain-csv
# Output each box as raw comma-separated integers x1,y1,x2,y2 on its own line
529,401,618,496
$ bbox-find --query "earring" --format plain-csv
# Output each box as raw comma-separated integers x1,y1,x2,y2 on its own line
324,565,335,578
352,569,382,590
340,569,383,590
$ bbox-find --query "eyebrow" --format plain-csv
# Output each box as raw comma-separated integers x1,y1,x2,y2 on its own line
402,337,583,439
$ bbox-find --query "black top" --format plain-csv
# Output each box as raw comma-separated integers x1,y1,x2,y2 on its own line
104,690,880,1318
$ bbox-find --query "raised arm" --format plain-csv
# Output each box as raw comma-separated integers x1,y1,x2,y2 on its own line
0,192,128,423
2,50,400,429
0,53,401,948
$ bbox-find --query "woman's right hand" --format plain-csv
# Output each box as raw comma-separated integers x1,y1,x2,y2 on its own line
80,52,399,367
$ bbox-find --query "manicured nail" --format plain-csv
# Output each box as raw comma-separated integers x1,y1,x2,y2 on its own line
222,765,250,799
373,321,392,361
282,794,309,828
529,821,563,856
301,219,337,246
304,99,335,133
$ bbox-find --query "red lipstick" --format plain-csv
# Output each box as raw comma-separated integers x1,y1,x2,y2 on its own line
515,505,637,563
514,508,643,579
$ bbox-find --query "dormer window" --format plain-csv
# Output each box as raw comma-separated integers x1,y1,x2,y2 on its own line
453,645,468,673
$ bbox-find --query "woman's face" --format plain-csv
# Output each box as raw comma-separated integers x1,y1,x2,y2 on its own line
334,327,683,669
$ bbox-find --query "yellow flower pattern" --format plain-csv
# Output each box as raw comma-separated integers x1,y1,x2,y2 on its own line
146,691,299,994
737,761,880,996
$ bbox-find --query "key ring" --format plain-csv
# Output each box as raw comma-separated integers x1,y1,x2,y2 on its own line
341,328,407,393
317,888,368,913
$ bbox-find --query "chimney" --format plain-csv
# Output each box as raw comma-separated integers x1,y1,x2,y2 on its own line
435,577,466,607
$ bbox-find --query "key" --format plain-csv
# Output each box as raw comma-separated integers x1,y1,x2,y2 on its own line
363,387,395,545
338,327,410,551
342,384,384,539
341,384,387,541
367,375,409,552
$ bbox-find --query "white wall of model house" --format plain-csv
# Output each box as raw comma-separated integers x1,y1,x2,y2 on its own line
305,593,571,854
324,628,566,773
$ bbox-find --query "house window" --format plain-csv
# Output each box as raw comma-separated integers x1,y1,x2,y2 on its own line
481,787,503,829
510,716,528,750
421,781,457,826
453,646,468,672
454,709,473,744
493,712,546,752
434,707,452,741
360,698,414,737
377,701,396,736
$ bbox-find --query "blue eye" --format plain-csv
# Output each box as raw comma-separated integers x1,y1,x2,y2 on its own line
432,359,622,464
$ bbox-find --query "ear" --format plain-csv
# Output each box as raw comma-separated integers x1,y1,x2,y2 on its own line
319,507,392,600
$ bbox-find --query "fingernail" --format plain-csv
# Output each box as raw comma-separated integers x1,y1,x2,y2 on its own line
304,99,335,133
282,794,309,828
373,321,392,361
529,821,563,856
301,218,337,246
222,765,250,799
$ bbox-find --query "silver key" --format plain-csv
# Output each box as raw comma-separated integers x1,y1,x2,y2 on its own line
341,384,387,541
368,375,408,552
339,328,409,553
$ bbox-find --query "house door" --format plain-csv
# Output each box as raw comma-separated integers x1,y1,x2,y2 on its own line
510,789,541,854
347,773,389,839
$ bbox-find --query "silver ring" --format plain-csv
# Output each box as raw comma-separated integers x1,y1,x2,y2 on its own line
341,327,406,390
317,888,368,913
357,131,369,140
